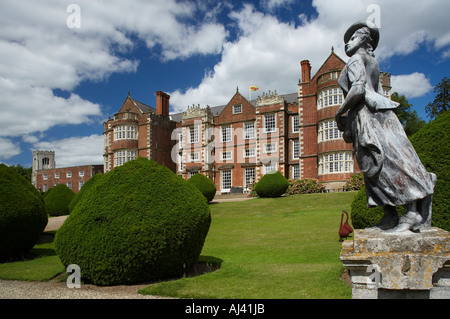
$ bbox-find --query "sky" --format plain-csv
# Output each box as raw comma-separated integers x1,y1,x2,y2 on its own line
0,0,449,168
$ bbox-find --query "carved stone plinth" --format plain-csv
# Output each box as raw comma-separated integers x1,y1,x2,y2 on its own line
340,227,450,299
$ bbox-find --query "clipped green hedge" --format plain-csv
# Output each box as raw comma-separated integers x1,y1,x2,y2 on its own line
44,184,75,217
68,173,104,213
254,171,289,198
187,173,216,202
0,164,48,261
409,110,449,231
350,186,404,229
55,157,211,286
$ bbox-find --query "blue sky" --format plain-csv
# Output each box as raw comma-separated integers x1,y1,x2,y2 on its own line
1,0,449,168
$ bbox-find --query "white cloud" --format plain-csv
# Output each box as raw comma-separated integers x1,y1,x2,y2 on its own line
169,3,341,113
0,0,228,142
32,134,104,167
391,73,433,99
261,0,295,11
2,0,450,165
0,84,103,137
0,137,21,160
168,0,450,112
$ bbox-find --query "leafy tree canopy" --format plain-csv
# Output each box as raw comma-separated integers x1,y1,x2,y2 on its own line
426,77,449,119
391,92,425,136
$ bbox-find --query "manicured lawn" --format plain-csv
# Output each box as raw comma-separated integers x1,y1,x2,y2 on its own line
140,192,356,299
0,235,65,281
0,192,356,298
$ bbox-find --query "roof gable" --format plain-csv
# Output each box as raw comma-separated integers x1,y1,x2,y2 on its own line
214,90,256,123
118,94,156,114
311,50,346,82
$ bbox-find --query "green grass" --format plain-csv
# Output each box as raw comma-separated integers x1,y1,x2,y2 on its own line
0,192,356,298
140,192,356,299
0,233,65,281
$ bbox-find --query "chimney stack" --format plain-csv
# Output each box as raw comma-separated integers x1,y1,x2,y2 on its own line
301,60,311,83
156,91,170,117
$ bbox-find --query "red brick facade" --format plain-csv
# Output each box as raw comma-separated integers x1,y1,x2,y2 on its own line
103,92,176,173
103,49,393,193
33,163,103,193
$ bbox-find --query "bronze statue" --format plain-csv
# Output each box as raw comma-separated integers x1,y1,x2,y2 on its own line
335,21,436,232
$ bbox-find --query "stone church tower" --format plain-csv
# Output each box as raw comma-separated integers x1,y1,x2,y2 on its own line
31,150,56,188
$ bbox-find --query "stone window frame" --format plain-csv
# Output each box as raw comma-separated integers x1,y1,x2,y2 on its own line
114,125,138,141
317,87,343,110
318,119,344,142
292,139,300,160
318,151,353,175
221,169,232,191
264,114,276,133
114,149,138,167
221,125,232,143
292,115,300,133
244,122,256,140
244,167,256,189
233,104,242,114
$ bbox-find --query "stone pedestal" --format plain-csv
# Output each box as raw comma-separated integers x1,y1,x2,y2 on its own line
340,227,450,299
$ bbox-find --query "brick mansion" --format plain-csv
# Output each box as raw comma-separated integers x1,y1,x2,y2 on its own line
103,49,392,193
33,49,393,193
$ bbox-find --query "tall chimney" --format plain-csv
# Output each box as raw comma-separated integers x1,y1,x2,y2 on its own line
155,91,170,117
301,60,311,83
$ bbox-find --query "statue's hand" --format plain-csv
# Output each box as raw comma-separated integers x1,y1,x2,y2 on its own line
335,114,347,131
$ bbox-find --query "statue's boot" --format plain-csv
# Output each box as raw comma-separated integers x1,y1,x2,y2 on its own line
366,205,399,230
416,172,436,230
386,210,422,233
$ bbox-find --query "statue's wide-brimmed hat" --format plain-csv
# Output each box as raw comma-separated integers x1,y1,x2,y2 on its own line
344,20,380,50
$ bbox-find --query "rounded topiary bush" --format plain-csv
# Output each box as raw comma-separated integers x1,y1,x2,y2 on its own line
44,184,75,217
0,164,48,261
68,173,104,213
54,157,211,286
350,186,404,229
254,171,289,198
187,173,216,202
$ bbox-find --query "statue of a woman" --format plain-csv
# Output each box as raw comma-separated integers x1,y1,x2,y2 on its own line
335,21,436,232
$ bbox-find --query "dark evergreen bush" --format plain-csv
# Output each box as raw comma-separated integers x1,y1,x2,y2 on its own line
54,157,211,286
0,164,48,261
187,173,216,202
409,110,449,231
44,184,75,217
68,173,104,213
254,171,289,198
350,186,404,229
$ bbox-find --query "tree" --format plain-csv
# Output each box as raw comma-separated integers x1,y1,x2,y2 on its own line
8,164,32,182
426,77,449,119
391,92,425,136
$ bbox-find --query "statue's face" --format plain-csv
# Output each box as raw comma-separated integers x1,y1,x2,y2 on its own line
345,31,363,57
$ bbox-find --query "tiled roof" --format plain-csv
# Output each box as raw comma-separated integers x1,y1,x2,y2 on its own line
169,93,297,122
130,98,156,114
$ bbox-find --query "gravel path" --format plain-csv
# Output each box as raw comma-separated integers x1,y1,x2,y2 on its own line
0,277,167,299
